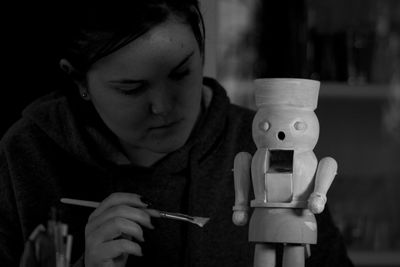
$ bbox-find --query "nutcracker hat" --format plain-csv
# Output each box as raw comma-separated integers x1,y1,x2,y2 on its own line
254,78,320,110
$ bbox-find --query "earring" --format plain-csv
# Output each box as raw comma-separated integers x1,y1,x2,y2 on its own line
81,92,88,98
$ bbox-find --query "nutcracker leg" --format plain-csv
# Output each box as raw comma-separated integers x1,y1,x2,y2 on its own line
254,243,276,267
282,244,305,267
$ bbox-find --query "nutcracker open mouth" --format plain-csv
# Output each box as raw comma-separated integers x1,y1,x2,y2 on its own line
269,149,294,173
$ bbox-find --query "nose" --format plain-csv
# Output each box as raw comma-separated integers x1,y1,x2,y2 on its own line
149,87,174,116
277,131,285,141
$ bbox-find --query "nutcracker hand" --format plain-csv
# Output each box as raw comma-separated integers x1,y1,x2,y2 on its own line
308,192,327,214
232,210,249,226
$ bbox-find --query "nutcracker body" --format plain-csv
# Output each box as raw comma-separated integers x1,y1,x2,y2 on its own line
232,78,337,267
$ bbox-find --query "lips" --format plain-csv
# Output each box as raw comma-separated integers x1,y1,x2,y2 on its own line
150,119,182,130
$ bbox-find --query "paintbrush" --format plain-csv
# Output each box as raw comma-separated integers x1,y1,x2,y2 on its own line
60,198,210,228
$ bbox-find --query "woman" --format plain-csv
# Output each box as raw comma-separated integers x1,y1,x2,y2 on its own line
0,1,353,266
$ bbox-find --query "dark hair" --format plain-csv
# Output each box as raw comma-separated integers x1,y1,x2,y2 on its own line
61,0,205,74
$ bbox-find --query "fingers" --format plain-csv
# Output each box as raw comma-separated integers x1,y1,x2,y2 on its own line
96,239,143,258
89,192,148,220
84,193,157,266
85,239,143,265
144,208,161,218
86,217,144,246
86,205,154,236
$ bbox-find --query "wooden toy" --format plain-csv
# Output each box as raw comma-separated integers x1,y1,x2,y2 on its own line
232,78,337,267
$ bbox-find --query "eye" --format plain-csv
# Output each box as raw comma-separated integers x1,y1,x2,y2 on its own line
294,121,307,131
259,121,270,132
113,81,149,96
169,69,191,81
116,85,147,95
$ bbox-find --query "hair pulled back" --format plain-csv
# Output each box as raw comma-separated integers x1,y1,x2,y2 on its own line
61,0,204,74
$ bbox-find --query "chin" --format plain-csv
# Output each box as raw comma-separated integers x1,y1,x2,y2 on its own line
146,121,194,154
147,135,188,154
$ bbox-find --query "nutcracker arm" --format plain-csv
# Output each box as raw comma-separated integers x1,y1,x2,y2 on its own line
308,157,338,214
232,152,252,226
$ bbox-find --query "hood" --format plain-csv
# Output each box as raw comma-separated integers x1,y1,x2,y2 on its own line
21,89,104,169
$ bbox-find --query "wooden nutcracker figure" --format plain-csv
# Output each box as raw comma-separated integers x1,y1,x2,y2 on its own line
232,78,338,267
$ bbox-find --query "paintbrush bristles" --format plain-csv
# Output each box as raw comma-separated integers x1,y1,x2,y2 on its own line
193,217,210,227
159,212,210,227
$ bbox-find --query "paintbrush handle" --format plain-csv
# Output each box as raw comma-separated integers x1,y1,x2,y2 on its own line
61,198,195,222
61,198,209,227
159,211,195,222
60,198,99,208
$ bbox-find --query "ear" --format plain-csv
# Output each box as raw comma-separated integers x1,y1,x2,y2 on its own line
59,58,75,75
59,58,90,100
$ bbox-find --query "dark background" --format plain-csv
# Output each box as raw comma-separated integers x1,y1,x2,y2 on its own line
1,3,73,136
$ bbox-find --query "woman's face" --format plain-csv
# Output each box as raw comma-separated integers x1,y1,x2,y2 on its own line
85,19,203,156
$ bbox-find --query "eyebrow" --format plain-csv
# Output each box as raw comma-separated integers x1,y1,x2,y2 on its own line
170,50,194,73
108,51,195,85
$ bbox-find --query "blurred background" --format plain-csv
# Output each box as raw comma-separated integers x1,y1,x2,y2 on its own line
201,0,400,266
1,1,399,266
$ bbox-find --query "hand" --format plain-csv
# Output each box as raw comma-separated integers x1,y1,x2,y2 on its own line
84,192,158,267
232,210,248,226
308,192,327,214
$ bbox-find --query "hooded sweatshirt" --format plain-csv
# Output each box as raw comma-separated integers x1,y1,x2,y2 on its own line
0,77,353,267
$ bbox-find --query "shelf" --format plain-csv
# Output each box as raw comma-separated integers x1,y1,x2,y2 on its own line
319,82,395,99
348,250,400,266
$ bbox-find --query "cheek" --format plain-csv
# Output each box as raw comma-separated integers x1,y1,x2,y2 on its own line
86,74,151,136
92,93,150,131
292,128,319,149
112,103,148,126
175,77,202,109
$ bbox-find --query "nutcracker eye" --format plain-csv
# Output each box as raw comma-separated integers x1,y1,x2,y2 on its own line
294,121,307,131
259,121,270,132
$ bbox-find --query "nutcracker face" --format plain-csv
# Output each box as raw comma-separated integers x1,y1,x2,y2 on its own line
252,106,320,153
